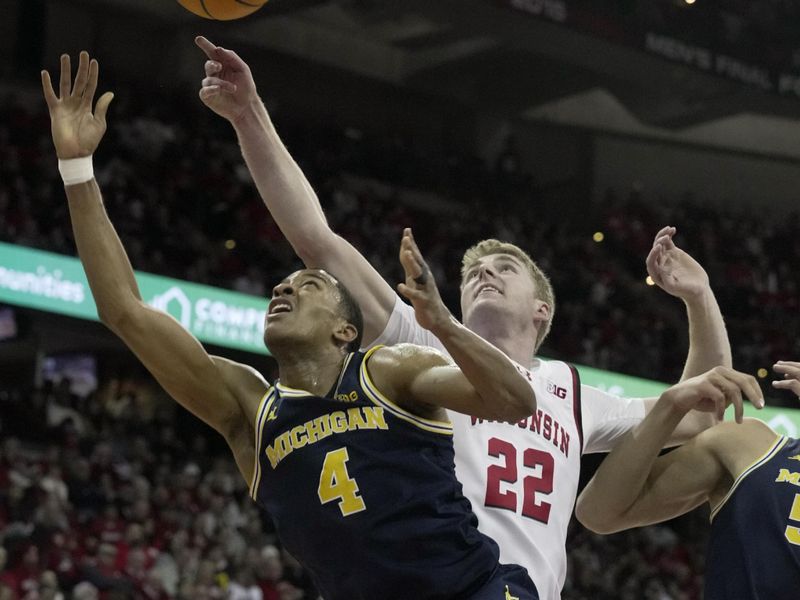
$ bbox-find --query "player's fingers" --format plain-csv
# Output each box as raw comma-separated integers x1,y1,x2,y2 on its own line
399,247,422,281
773,380,800,395
653,226,674,240
404,228,430,274
202,76,236,93
195,36,219,58
199,86,221,102
73,51,90,98
81,59,99,110
59,54,72,98
709,374,743,423
717,368,764,408
94,92,114,125
41,70,58,107
397,283,424,303
204,60,222,77
774,362,800,377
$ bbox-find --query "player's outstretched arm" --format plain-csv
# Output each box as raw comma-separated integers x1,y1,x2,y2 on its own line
42,52,266,482
576,367,763,534
195,36,396,344
364,229,536,422
640,226,734,441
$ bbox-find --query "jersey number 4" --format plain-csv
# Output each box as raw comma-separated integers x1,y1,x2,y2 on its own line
485,437,554,523
318,447,366,517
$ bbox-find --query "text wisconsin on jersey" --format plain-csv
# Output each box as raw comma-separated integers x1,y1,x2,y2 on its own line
471,408,572,458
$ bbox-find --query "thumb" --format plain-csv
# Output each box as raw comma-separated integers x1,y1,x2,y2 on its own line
94,92,114,124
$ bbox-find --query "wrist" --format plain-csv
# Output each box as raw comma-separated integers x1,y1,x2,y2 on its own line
58,156,94,186
230,98,267,129
428,312,459,338
658,389,694,421
680,283,714,306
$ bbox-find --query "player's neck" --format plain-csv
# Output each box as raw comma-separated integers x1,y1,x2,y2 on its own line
276,348,346,397
467,320,537,369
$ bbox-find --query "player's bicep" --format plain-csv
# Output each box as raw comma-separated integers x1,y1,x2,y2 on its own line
111,302,242,434
409,363,506,420
620,438,723,528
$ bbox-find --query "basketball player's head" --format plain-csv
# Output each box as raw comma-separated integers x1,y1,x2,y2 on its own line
460,240,554,353
265,269,363,357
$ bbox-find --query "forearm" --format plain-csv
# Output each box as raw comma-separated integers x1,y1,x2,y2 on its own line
232,100,329,260
65,179,142,324
431,316,536,420
680,288,731,380
578,397,685,529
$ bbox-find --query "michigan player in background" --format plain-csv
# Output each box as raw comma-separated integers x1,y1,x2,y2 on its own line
42,51,540,600
195,37,740,599
577,363,800,599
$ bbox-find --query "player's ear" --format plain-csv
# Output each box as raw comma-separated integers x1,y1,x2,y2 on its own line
532,299,550,327
333,321,358,349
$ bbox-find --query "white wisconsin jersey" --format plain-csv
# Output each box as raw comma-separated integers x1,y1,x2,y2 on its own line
369,296,647,600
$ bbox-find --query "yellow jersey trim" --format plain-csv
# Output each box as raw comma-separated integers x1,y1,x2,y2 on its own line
360,345,453,435
710,435,787,522
250,387,277,500
273,354,355,399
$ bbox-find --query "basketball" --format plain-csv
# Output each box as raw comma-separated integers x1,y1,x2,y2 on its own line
177,0,268,20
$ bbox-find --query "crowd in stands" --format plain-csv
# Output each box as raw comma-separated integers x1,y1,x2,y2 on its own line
0,78,798,599
0,373,710,600
1,90,798,402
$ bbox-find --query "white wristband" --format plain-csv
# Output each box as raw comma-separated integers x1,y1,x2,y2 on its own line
58,156,94,186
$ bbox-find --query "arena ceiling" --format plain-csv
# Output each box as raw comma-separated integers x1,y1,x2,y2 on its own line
77,0,800,131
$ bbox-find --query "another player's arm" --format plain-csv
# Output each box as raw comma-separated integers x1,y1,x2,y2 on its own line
576,368,762,534
645,227,733,440
42,52,266,484
364,229,535,422
195,37,395,344
368,343,535,422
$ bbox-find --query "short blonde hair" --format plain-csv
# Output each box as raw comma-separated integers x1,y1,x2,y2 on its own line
461,239,555,352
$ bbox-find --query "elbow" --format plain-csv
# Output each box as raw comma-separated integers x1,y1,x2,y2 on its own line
574,498,622,535
97,301,140,335
497,389,537,423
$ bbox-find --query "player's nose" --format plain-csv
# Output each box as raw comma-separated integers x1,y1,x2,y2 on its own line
272,282,295,298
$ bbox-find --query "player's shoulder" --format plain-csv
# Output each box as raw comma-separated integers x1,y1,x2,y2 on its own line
700,418,779,462
211,355,271,397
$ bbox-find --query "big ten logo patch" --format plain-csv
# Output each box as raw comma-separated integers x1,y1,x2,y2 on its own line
336,391,359,403
546,381,567,399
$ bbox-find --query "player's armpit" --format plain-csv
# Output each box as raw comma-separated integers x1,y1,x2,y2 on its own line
109,302,268,440
366,344,535,422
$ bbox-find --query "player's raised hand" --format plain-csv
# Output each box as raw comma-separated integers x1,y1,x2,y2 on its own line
646,226,710,300
773,361,800,398
195,36,258,123
661,366,764,424
41,52,114,159
397,228,451,332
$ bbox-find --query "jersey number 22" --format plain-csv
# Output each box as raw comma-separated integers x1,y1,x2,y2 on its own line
485,437,554,523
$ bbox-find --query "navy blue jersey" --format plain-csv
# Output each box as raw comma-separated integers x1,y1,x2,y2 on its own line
249,347,537,600
706,435,800,599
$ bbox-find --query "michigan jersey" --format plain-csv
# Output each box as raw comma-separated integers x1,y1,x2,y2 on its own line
705,436,800,599
370,295,647,600
249,347,537,600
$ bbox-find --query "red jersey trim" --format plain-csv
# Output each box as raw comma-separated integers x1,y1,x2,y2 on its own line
567,363,583,454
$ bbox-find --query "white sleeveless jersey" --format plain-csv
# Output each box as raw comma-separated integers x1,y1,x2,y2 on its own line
370,296,647,600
